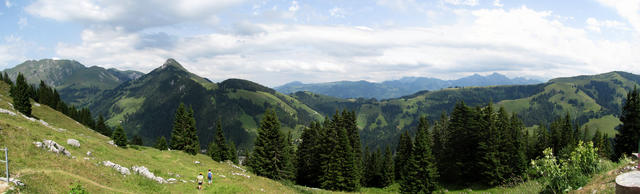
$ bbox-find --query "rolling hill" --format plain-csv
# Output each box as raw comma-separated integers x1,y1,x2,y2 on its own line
0,80,329,193
290,71,639,149
276,72,541,99
2,59,143,105
88,59,322,149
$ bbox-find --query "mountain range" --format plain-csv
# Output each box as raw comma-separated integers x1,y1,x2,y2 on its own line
275,73,541,99
2,59,636,150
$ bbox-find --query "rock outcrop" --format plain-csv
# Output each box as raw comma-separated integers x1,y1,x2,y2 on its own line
132,166,167,184
33,140,71,157
67,139,80,148
101,161,130,175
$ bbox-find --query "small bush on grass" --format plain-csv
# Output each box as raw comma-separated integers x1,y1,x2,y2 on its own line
532,141,601,193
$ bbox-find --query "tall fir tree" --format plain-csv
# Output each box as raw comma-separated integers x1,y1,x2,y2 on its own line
155,136,168,150
381,145,394,187
183,107,199,155
401,116,439,193
478,103,508,186
131,135,143,146
296,122,323,187
344,110,362,187
13,73,32,117
247,109,292,180
228,141,238,164
95,115,112,136
212,120,230,161
112,125,128,147
615,87,640,160
394,130,413,182
170,103,187,150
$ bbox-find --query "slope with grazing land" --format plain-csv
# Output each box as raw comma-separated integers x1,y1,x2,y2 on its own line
0,81,304,193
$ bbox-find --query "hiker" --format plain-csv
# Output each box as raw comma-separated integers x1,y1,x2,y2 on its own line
197,172,204,190
207,169,213,185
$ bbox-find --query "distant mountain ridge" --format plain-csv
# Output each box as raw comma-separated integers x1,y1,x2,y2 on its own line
275,72,541,99
2,59,144,105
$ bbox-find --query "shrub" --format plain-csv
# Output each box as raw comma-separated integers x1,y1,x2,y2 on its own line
69,183,88,194
532,141,601,193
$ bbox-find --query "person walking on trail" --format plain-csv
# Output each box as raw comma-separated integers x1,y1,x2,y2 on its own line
207,169,213,185
197,172,204,190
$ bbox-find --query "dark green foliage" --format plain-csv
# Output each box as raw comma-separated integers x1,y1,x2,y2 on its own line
296,122,323,187
154,136,168,150
401,116,438,193
170,103,187,150
363,148,382,187
209,120,232,161
228,141,238,164
381,146,394,187
478,103,508,186
615,87,640,160
394,130,413,182
183,107,199,155
131,135,143,146
2,72,12,86
294,110,361,191
439,101,482,184
95,115,112,137
247,109,294,180
112,125,128,147
69,183,89,194
533,123,551,159
13,73,32,117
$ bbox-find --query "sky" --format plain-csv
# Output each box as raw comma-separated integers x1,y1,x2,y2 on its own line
0,0,639,87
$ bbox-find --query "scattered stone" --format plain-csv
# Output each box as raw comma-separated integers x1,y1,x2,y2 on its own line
0,108,16,116
167,178,177,183
0,177,24,187
34,103,40,107
190,180,195,183
20,113,36,122
228,161,246,173
86,151,92,157
181,180,187,183
232,172,250,179
84,157,91,160
194,161,201,165
107,140,117,147
132,166,167,184
218,175,226,178
35,140,72,157
67,139,80,148
101,161,130,175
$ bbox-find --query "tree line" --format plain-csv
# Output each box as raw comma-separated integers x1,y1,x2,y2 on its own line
1,72,111,136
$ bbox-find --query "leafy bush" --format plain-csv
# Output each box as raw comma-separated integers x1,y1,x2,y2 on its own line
69,183,88,194
532,141,601,193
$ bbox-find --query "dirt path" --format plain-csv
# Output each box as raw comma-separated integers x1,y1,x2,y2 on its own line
16,168,132,194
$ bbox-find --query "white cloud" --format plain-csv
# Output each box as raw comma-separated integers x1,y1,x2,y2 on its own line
493,0,503,7
377,0,417,11
329,7,346,18
444,0,479,6
17,17,28,29
596,0,640,33
288,1,299,12
0,35,30,70
4,0,11,8
586,17,628,32
51,6,640,86
25,0,244,31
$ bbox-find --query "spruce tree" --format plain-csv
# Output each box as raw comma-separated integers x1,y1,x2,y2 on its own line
296,122,322,187
131,135,143,146
228,141,238,164
13,73,32,117
214,120,230,161
401,116,438,193
344,110,362,187
615,87,640,160
247,109,291,180
207,141,221,161
95,115,111,136
155,136,168,150
170,103,187,150
394,130,413,182
381,145,394,187
112,125,128,147
183,107,199,155
478,103,507,185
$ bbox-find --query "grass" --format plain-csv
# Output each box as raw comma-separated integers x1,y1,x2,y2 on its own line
582,114,621,138
106,97,145,126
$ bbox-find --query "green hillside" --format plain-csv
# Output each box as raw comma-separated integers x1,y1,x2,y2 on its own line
2,59,143,105
88,59,322,149
292,71,639,149
0,81,310,193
